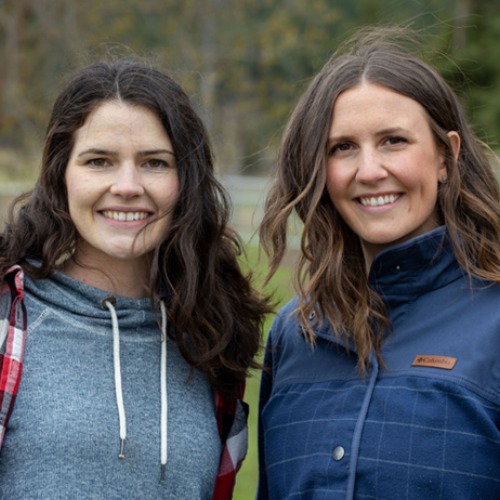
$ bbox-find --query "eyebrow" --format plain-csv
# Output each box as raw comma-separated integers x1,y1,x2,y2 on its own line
327,126,411,145
138,149,175,157
77,148,175,158
375,126,410,136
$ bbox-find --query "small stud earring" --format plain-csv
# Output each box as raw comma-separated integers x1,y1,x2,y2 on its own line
440,174,448,184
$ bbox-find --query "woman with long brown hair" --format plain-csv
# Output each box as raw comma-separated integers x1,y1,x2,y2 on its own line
258,27,500,499
0,59,270,499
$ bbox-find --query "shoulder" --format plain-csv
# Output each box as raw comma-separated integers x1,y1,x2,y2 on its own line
0,265,24,305
267,296,300,344
0,265,24,288
264,296,316,376
0,265,25,356
267,296,336,348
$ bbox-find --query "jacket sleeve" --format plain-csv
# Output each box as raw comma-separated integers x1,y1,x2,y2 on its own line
212,383,249,500
0,265,27,451
256,322,277,500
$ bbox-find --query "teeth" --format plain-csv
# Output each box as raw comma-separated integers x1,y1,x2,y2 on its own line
359,194,400,207
102,211,149,221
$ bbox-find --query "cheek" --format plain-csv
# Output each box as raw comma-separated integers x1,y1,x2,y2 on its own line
64,179,78,214
154,176,180,212
65,179,96,225
66,182,86,211
325,167,349,207
404,161,440,199
423,180,440,210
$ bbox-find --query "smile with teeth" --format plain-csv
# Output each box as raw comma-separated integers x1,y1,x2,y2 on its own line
102,210,150,221
358,194,400,207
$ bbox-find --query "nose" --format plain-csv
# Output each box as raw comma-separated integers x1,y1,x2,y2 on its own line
109,163,145,198
355,147,388,184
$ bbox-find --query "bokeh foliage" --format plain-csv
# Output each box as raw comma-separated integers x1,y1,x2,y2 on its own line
1,0,499,177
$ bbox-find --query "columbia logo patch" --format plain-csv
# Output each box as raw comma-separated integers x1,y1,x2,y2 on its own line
412,355,457,370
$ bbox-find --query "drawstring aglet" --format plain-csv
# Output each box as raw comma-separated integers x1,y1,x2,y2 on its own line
160,464,166,482
118,438,126,459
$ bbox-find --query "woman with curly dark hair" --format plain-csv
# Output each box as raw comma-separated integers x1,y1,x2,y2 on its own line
258,27,500,499
0,59,270,499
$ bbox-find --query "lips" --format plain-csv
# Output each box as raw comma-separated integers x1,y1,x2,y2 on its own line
101,210,151,221
358,194,400,207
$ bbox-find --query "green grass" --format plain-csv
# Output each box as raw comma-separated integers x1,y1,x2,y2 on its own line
233,245,295,499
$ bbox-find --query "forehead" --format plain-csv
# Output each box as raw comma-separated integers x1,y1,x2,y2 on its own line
330,83,431,132
82,100,160,126
73,100,171,145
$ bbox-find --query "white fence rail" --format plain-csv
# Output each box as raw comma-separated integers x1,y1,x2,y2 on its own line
220,174,272,245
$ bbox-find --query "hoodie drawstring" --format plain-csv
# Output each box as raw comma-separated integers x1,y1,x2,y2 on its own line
159,300,168,481
160,301,168,481
103,297,168,481
103,297,127,459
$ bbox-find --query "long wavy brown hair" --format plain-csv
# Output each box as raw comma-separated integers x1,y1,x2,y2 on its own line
0,59,271,397
260,27,500,371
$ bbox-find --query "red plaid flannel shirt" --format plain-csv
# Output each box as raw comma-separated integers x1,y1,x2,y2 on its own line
0,265,247,499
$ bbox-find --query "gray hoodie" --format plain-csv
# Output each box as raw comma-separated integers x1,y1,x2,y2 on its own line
0,269,220,499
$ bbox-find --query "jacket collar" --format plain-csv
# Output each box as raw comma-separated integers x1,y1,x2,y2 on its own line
368,226,463,308
312,227,463,346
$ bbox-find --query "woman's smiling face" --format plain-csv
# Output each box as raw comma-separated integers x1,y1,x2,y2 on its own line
326,82,459,267
65,100,180,274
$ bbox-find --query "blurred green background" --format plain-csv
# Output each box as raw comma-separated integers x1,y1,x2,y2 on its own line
234,245,295,500
2,0,500,181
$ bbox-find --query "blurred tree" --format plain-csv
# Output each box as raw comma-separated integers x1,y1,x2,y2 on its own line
0,0,32,145
439,0,500,145
0,0,80,148
1,0,499,178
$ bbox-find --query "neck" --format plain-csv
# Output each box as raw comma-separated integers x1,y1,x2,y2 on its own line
58,255,151,299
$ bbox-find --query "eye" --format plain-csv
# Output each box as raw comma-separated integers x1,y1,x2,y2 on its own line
87,158,110,168
384,135,407,146
328,142,353,156
144,158,171,170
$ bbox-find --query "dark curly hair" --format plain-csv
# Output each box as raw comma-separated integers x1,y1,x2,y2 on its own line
1,59,271,397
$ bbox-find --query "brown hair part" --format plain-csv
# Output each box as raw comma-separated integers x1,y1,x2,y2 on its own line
260,27,500,371
1,59,271,396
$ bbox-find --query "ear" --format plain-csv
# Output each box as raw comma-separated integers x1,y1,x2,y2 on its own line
438,131,460,181
447,131,461,161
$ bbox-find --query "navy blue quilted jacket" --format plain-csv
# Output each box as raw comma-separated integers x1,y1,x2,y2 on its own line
258,227,500,499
